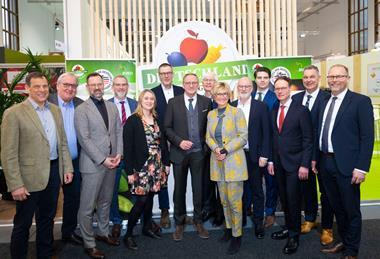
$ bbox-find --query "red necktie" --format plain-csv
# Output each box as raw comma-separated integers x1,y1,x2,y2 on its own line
120,101,127,125
278,105,285,133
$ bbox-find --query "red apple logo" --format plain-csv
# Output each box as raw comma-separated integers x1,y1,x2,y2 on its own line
180,30,208,64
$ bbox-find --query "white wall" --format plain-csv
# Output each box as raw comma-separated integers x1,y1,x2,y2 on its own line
19,1,64,54
298,1,348,59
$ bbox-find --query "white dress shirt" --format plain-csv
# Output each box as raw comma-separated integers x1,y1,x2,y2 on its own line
161,84,174,103
302,88,320,111
237,96,251,149
255,88,269,101
114,97,131,121
184,94,197,110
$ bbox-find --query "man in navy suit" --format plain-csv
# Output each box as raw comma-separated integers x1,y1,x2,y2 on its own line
268,76,313,255
292,65,334,246
108,75,137,238
253,67,279,228
151,63,184,228
231,77,271,239
318,64,374,259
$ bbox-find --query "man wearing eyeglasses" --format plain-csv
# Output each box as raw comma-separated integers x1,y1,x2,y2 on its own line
75,72,123,259
151,63,184,229
48,72,84,246
318,64,374,259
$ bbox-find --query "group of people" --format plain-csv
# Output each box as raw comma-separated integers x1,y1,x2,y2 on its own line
0,62,373,259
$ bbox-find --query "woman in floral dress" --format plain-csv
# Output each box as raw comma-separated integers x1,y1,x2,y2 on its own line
122,89,169,250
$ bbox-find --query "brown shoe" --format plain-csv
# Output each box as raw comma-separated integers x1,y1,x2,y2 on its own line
194,223,209,239
160,209,171,229
95,235,120,246
320,241,344,254
111,224,121,238
173,225,185,241
301,221,317,234
320,228,334,246
185,215,193,225
264,215,275,228
85,247,105,259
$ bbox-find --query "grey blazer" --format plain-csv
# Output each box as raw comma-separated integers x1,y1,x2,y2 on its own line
74,98,123,173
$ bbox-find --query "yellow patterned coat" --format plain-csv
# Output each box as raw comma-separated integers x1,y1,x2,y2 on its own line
206,104,248,182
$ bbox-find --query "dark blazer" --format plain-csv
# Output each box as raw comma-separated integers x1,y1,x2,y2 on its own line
292,89,330,161
317,90,374,175
164,94,212,163
123,113,169,175
253,89,279,111
108,97,138,113
271,101,313,173
231,98,271,163
151,84,184,123
48,94,83,108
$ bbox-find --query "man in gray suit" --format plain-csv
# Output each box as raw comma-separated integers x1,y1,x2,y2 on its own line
75,72,123,259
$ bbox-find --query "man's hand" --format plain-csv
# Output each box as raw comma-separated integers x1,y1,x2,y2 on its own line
259,157,268,167
111,154,122,166
298,166,309,180
165,166,171,175
267,163,275,176
11,186,30,201
103,157,118,169
179,140,193,150
351,169,365,184
311,160,318,174
128,175,135,184
64,172,73,184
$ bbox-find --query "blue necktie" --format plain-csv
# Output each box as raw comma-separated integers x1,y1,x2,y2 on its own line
321,97,337,153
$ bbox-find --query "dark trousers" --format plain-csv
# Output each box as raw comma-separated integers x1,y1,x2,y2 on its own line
243,152,264,226
11,159,60,259
126,192,155,237
202,153,223,219
319,154,361,256
158,187,170,210
110,160,125,225
173,151,204,225
274,157,301,237
317,169,334,229
61,158,81,238
262,166,278,216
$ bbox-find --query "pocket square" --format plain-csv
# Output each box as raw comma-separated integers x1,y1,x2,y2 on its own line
202,109,208,112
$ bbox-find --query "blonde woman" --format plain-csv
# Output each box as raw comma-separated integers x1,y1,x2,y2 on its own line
206,82,248,255
122,89,169,250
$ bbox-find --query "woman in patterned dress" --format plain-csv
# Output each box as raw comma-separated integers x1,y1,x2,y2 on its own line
122,89,169,250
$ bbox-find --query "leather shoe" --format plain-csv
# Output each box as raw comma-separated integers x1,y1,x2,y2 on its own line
321,242,344,254
194,223,209,239
255,225,265,239
173,225,185,241
95,235,120,246
124,236,138,250
160,209,171,229
320,228,334,246
271,229,289,240
111,224,121,238
227,236,241,255
62,233,83,245
264,215,275,228
301,221,317,234
142,229,161,239
84,247,105,259
341,256,357,259
283,237,299,255
219,228,232,243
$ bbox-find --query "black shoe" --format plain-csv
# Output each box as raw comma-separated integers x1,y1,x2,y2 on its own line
219,228,232,243
142,229,161,239
202,210,215,222
212,216,224,227
124,236,138,250
62,233,83,245
227,236,241,255
271,229,289,240
283,237,299,255
255,225,265,239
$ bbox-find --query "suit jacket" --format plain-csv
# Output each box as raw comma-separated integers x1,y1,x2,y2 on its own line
253,89,279,111
317,90,374,175
292,89,330,161
1,100,73,192
206,104,248,181
108,96,138,113
151,84,184,124
164,94,212,163
123,113,169,175
74,98,123,173
271,101,313,173
231,98,271,163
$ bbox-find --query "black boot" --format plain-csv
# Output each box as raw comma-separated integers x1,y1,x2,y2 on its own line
227,236,242,255
219,228,232,243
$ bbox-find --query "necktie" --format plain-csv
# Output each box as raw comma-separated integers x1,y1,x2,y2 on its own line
188,98,194,112
120,101,127,125
278,105,285,133
321,97,337,153
305,94,312,110
257,92,263,102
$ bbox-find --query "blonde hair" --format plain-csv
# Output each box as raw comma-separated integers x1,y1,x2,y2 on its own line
211,82,231,99
134,89,158,119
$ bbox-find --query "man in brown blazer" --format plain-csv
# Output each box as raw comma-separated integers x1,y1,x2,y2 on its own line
1,72,73,259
